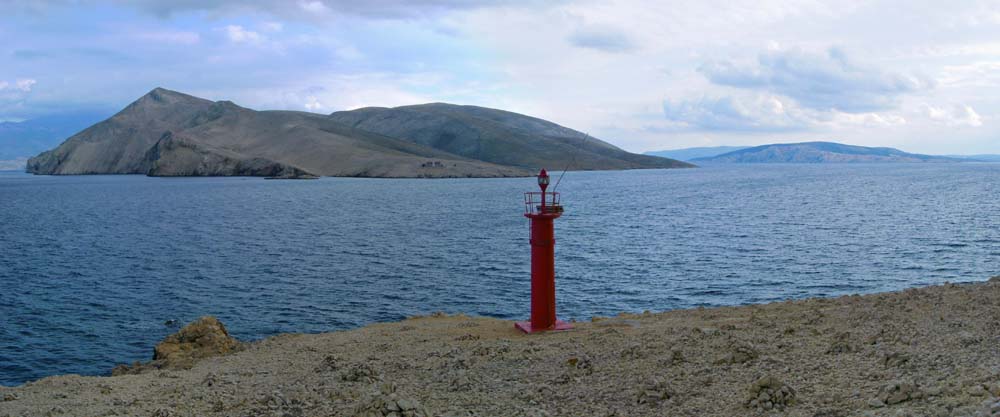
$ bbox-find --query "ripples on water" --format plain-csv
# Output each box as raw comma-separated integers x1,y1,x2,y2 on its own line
1,164,998,385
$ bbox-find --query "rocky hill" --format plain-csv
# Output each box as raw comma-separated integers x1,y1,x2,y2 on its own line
329,103,691,171
27,88,691,178
692,142,966,163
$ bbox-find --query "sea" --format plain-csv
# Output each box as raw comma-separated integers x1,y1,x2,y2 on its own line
1,163,998,386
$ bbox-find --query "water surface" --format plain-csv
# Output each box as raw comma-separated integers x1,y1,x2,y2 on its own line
1,164,997,385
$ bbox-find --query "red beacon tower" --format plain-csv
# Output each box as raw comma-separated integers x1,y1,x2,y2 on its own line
516,169,572,333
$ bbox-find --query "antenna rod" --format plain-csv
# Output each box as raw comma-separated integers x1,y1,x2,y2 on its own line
552,133,584,192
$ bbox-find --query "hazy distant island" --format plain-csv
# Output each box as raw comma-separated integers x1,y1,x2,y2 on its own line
26,88,691,178
644,146,750,162
685,142,968,163
0,157,27,171
647,142,999,164
945,154,1000,162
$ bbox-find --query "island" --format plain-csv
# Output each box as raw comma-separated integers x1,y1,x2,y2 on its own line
26,88,692,178
691,142,967,163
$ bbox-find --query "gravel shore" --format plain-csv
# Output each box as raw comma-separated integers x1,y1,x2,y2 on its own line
3,277,1000,417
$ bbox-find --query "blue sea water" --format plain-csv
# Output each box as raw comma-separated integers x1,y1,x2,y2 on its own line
1,164,998,386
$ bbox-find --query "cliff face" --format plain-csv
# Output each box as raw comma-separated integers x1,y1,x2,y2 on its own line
28,88,691,178
143,132,315,178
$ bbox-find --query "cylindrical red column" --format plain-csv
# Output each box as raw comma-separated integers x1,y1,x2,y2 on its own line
515,169,571,334
529,216,556,329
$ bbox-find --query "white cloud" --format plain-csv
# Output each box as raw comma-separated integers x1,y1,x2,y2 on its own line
0,79,37,120
938,61,1000,88
136,31,201,45
923,103,983,127
699,47,932,113
298,1,330,14
16,79,36,91
262,22,284,32
0,79,36,93
223,25,263,43
304,95,323,111
661,94,810,132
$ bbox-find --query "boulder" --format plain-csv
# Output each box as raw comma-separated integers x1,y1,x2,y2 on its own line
746,375,796,411
875,380,922,406
152,316,241,368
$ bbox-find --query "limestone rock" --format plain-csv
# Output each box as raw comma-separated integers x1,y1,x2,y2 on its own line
968,384,988,397
341,363,380,383
315,355,342,373
746,375,796,411
566,354,593,375
881,351,910,368
352,383,433,417
827,332,857,354
636,379,677,406
152,316,241,369
715,342,759,365
876,380,922,406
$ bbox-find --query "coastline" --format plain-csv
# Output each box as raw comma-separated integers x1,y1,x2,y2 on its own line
3,278,1000,417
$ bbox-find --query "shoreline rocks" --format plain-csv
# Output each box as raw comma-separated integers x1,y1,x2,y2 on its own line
113,316,241,376
4,278,1000,416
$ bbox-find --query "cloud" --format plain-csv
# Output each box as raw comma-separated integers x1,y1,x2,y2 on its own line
661,94,810,132
699,47,932,113
923,103,983,127
303,95,323,111
261,21,284,32
136,30,201,44
223,25,263,43
0,79,37,92
298,1,330,14
8,0,543,20
568,25,636,53
660,91,912,132
0,79,38,119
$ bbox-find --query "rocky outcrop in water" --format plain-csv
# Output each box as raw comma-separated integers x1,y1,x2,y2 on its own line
152,316,240,367
112,316,240,375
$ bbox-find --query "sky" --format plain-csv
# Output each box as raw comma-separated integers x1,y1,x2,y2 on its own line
1,0,999,154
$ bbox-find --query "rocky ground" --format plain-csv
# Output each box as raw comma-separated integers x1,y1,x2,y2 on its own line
3,277,1000,417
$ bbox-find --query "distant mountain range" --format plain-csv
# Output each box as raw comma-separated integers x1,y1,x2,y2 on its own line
692,142,967,163
0,111,110,170
0,111,109,160
644,146,749,162
0,157,27,171
945,154,1000,162
27,88,691,178
648,142,994,163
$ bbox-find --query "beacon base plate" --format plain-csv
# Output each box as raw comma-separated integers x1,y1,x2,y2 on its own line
515,320,573,334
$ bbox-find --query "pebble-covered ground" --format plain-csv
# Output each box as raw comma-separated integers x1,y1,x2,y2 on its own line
3,277,1000,417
